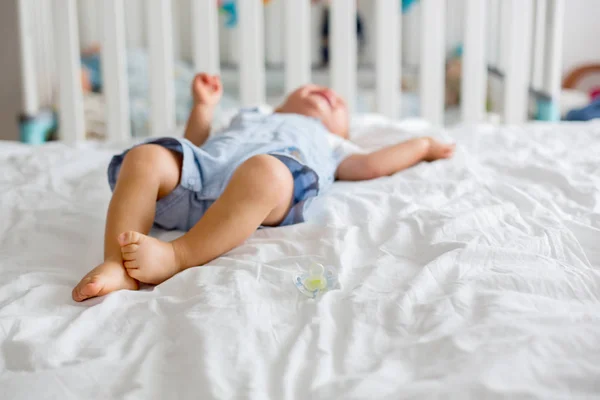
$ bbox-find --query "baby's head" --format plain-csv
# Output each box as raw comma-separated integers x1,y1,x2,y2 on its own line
275,84,349,139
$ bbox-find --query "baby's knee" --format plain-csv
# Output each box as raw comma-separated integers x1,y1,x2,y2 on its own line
123,144,182,172
125,144,169,164
238,155,293,200
120,144,183,195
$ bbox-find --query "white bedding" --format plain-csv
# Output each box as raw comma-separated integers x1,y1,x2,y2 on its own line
1,118,600,399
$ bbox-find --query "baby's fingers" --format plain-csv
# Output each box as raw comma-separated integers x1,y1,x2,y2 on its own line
208,78,223,96
208,75,221,90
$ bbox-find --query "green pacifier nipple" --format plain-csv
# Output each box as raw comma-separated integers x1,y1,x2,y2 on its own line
304,264,327,291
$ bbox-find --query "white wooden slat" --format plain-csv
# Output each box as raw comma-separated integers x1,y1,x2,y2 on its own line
36,1,56,107
219,16,238,65
174,1,197,63
445,0,465,52
172,0,182,61
499,0,510,73
419,0,446,125
461,0,487,123
239,0,266,106
375,0,400,119
330,0,357,112
531,0,548,91
265,0,284,66
402,2,421,68
284,0,311,93
504,0,534,124
487,0,500,67
17,0,39,115
192,0,220,74
147,0,176,135
78,0,100,50
102,0,131,142
544,0,565,120
125,0,146,49
52,0,85,143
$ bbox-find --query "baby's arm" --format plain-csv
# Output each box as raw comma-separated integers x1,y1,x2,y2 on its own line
336,137,455,181
184,73,223,147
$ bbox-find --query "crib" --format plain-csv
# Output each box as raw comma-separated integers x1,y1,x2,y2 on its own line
18,0,565,144
10,3,600,397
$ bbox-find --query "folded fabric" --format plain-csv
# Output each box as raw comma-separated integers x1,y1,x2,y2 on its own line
565,98,600,121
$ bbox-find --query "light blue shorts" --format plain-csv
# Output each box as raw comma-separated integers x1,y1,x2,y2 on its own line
107,137,325,231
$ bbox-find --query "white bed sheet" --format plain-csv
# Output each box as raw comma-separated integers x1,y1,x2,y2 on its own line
1,118,600,399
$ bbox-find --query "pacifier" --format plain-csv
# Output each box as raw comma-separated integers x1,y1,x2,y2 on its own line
294,263,339,299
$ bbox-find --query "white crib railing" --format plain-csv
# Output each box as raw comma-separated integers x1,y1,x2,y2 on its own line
102,0,130,142
461,0,487,123
192,0,220,76
148,0,177,135
504,0,534,124
544,0,566,120
22,0,565,144
420,0,446,126
330,0,358,113
239,0,267,107
284,0,312,94
375,0,401,119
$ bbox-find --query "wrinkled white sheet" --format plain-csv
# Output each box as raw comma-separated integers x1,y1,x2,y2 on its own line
1,118,599,399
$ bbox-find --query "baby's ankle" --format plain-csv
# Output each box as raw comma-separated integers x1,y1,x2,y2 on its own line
170,240,191,272
103,256,123,265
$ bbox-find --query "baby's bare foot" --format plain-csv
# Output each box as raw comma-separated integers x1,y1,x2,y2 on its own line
425,138,456,162
72,260,138,302
118,231,183,285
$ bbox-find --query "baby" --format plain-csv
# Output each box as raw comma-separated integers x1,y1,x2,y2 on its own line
72,74,455,302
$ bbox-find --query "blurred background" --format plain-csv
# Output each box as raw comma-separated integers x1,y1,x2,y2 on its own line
1,0,598,141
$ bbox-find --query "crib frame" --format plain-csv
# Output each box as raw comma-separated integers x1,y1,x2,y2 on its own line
18,0,565,144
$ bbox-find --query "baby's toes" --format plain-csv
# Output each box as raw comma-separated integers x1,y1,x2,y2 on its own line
79,279,102,297
121,243,139,261
72,277,102,301
121,243,138,253
118,231,143,247
126,268,143,282
121,252,136,261
124,260,139,270
123,260,141,280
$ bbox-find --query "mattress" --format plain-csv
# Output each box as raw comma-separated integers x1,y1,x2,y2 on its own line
1,117,599,399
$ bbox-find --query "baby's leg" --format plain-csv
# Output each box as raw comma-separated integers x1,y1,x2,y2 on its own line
72,145,182,301
116,154,294,285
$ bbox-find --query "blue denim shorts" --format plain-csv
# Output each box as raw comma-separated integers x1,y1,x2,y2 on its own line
107,137,327,231
108,138,213,231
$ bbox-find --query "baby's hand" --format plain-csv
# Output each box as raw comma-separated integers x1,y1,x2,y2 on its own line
192,73,223,107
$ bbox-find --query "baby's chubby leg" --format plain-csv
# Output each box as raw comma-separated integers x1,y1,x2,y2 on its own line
72,145,182,301
117,155,294,285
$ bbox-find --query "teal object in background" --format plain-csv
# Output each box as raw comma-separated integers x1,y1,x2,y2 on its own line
536,99,560,121
219,0,238,28
402,0,418,13
19,110,57,145
452,44,463,58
